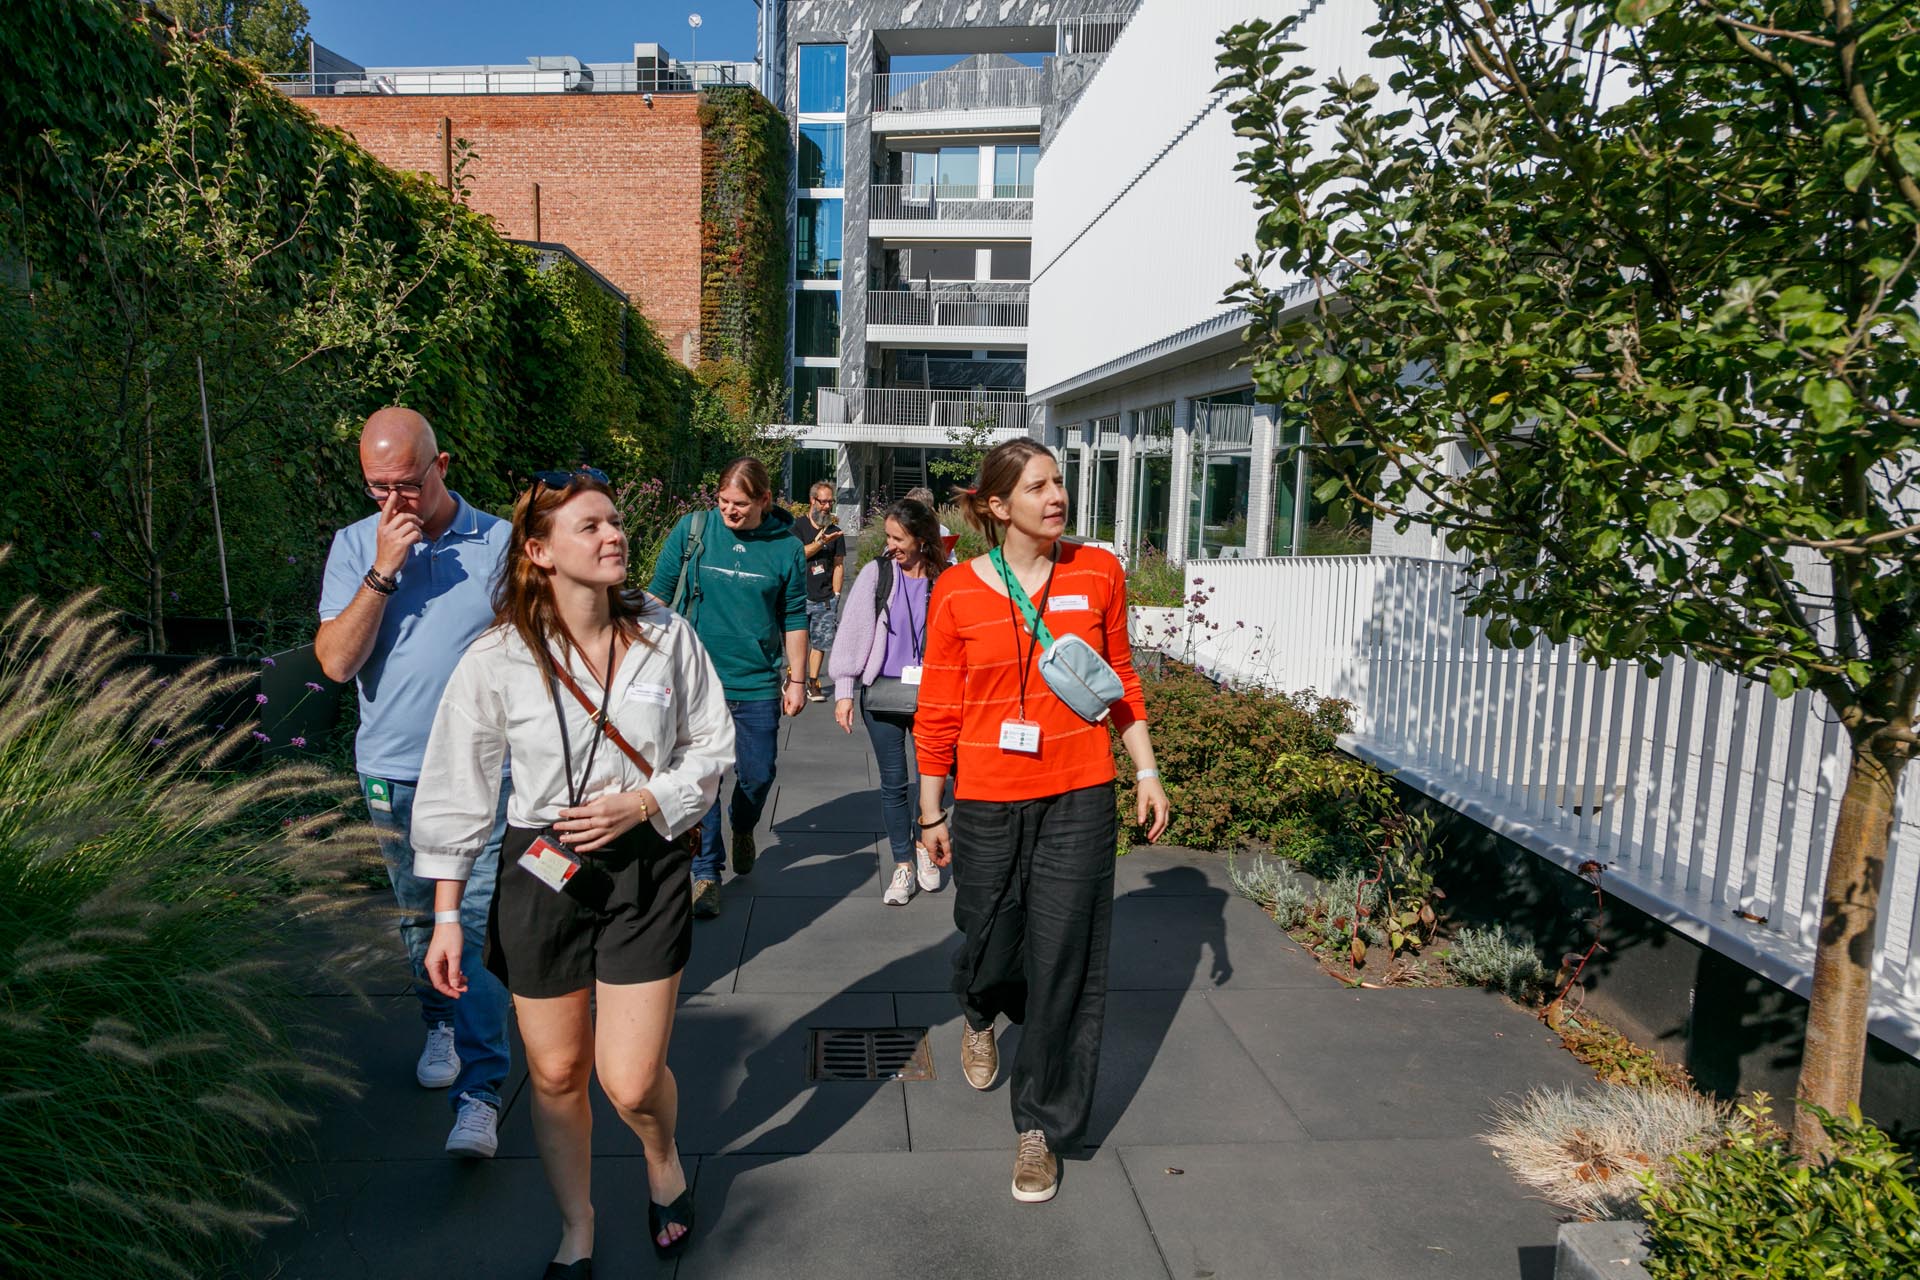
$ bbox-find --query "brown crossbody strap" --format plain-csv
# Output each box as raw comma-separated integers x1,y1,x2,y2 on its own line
552,661,655,778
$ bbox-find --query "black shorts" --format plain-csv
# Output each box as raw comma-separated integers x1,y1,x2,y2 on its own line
487,822,693,999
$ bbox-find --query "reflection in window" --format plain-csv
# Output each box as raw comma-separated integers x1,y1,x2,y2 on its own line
1271,424,1375,556
798,123,845,188
1060,427,1083,537
993,145,1039,197
1090,416,1121,544
790,367,839,423
794,290,841,358
795,199,843,281
798,45,847,114
1188,397,1254,560
1130,404,1175,561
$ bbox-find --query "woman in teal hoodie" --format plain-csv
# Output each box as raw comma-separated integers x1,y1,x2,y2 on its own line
647,457,809,918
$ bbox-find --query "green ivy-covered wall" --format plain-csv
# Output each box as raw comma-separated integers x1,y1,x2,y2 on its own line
698,86,791,414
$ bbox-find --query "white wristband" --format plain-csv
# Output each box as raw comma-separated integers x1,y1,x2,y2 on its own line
1136,768,1160,781
433,909,462,925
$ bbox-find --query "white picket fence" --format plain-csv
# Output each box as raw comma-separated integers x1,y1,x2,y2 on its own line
1147,555,1920,1054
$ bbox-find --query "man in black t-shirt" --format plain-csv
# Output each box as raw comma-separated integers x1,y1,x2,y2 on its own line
793,480,846,702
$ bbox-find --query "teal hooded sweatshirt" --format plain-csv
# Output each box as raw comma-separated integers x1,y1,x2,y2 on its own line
647,504,808,701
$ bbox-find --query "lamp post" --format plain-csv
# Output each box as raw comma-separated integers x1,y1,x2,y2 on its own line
688,12,702,64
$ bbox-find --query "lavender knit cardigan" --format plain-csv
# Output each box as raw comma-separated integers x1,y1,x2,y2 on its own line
827,559,896,702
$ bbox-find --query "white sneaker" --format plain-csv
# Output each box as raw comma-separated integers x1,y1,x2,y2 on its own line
914,842,942,893
444,1093,499,1158
415,1022,459,1089
883,862,916,905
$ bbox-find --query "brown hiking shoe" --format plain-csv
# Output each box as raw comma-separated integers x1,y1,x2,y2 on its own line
691,878,722,919
960,1021,998,1090
1011,1130,1058,1203
730,827,756,876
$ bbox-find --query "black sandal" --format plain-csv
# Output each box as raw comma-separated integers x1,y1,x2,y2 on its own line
541,1261,590,1279
649,1188,696,1260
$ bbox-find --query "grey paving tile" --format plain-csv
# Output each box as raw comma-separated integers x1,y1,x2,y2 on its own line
674,1149,1167,1280
769,786,894,833
493,993,907,1158
1118,1139,1562,1280
1114,845,1240,898
248,1154,680,1279
725,828,889,899
683,888,751,994
1109,893,1327,991
733,892,960,994
1210,987,1595,1140
896,991,1310,1152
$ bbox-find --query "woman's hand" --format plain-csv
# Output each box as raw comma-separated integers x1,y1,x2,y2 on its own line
835,697,855,733
555,788,660,853
425,923,466,999
920,813,953,867
1136,775,1171,844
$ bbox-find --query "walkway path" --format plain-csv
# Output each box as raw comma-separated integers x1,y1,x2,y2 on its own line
253,708,1591,1279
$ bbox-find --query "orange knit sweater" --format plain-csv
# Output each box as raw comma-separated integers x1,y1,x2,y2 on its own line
914,542,1149,802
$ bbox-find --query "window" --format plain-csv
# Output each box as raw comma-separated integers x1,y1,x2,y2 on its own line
1189,396,1255,560
1090,416,1121,544
993,145,1039,198
795,199,843,281
1130,404,1175,561
790,367,839,423
794,291,841,358
798,123,845,188
937,147,980,197
1059,427,1084,536
904,244,976,282
798,45,846,113
989,245,1031,281
787,445,835,498
1270,422,1375,556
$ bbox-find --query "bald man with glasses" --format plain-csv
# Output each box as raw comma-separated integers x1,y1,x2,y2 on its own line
316,406,514,1161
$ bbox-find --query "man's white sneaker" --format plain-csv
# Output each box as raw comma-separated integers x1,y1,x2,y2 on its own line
415,1022,459,1089
883,862,916,905
444,1094,499,1158
914,842,942,893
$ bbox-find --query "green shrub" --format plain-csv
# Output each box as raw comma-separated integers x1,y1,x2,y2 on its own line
1121,660,1352,851
1447,925,1546,998
1125,547,1185,607
0,585,365,1278
1640,1098,1920,1279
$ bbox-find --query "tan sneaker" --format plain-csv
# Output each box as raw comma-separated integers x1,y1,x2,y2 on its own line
960,1021,998,1090
691,878,722,919
1011,1129,1058,1203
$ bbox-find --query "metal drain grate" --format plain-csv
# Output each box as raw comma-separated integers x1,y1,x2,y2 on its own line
809,1027,934,1082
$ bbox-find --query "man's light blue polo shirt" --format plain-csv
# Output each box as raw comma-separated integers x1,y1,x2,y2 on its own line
319,493,510,782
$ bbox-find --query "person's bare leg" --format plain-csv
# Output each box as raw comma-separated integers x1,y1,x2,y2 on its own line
807,648,825,684
517,990,597,1265
595,971,688,1249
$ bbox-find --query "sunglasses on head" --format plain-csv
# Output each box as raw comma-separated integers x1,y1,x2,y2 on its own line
530,466,610,496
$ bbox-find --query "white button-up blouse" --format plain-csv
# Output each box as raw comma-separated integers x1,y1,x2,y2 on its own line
409,600,735,882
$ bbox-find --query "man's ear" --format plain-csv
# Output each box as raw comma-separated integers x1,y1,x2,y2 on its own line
433,452,451,478
524,537,554,571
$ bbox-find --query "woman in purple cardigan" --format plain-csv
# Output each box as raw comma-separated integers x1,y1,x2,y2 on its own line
830,498,947,905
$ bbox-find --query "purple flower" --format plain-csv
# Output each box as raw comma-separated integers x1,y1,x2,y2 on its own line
169,591,180,602
149,738,166,749
214,724,225,731
286,554,298,565
250,731,271,743
254,693,268,705
304,681,324,693
260,657,276,668
90,530,103,541
289,736,307,748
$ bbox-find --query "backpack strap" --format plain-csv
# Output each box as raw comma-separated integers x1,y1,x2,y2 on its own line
668,511,706,618
872,554,894,617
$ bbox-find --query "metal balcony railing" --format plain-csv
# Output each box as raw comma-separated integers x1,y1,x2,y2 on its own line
817,388,1038,432
870,184,1033,223
266,62,755,97
867,285,1030,329
1057,11,1137,56
872,65,1049,114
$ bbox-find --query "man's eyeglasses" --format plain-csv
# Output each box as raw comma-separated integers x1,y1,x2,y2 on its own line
364,464,437,503
531,466,610,497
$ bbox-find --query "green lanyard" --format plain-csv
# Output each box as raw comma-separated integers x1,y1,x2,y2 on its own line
989,545,1056,719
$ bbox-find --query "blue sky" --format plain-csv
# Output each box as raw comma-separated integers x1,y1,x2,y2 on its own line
303,0,762,67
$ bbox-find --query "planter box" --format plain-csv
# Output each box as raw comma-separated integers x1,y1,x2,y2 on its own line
1555,1221,1651,1280
129,642,341,764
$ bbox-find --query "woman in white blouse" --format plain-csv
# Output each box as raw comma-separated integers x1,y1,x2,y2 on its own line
414,469,733,1277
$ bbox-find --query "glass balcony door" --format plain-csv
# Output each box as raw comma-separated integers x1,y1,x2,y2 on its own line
1188,399,1255,560
1130,403,1174,561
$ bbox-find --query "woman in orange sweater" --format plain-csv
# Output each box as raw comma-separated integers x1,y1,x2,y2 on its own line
915,437,1171,1205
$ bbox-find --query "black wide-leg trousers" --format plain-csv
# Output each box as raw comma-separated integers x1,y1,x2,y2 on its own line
950,782,1118,1151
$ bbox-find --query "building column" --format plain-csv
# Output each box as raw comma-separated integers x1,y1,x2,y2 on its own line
1113,416,1136,560
1168,397,1196,562
1248,401,1281,558
834,443,859,528
840,28,875,397
1075,433,1094,538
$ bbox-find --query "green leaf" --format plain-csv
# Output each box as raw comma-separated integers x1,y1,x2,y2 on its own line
1768,667,1799,699
1802,379,1855,432
1314,354,1348,385
1843,151,1876,192
1613,0,1674,24
1685,488,1730,525
1649,500,1681,539
1628,430,1662,462
1591,528,1623,560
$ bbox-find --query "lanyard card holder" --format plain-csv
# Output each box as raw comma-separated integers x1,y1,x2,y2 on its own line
518,631,618,911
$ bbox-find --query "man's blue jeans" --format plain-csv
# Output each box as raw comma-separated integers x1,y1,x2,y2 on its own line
363,776,512,1112
694,697,781,883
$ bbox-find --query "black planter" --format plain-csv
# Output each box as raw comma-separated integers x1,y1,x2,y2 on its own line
129,642,342,765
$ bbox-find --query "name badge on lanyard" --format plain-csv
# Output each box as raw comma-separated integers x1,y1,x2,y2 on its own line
900,664,924,686
999,718,1042,753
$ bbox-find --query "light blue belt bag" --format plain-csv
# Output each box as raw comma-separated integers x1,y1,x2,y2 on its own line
990,547,1125,723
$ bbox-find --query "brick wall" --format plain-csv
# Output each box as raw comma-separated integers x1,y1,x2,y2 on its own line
300,93,706,365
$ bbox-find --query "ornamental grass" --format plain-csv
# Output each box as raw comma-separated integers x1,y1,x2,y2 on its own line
0,578,370,1278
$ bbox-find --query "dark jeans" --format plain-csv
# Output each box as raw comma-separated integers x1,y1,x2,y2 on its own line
694,696,781,882
950,783,1118,1150
862,701,916,865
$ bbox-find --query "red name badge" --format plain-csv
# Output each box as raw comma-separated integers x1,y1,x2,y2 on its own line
518,833,581,893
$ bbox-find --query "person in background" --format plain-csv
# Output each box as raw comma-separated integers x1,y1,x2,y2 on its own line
793,480,846,702
828,497,945,905
414,469,734,1275
646,457,808,919
914,438,1171,1205
905,485,959,563
314,406,513,1161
